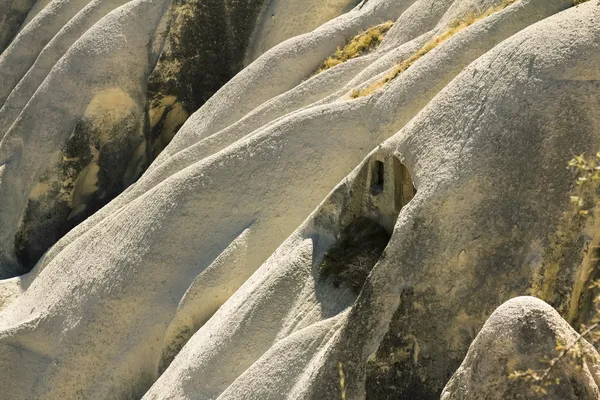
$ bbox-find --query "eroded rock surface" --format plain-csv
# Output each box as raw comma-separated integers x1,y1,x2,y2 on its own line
442,296,600,400
0,0,599,399
0,0,358,275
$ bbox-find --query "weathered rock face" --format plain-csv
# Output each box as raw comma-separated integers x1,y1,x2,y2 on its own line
145,0,265,160
356,3,600,396
145,0,363,160
0,0,37,53
0,0,357,275
0,0,171,276
14,87,148,269
442,296,600,399
1,0,599,399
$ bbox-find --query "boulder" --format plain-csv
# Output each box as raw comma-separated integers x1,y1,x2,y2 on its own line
442,296,600,400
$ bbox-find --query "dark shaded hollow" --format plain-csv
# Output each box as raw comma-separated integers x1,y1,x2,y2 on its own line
320,217,391,293
371,160,384,195
318,156,416,294
9,0,268,276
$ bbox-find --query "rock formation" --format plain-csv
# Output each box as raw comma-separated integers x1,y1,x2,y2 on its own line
0,0,599,398
442,297,600,400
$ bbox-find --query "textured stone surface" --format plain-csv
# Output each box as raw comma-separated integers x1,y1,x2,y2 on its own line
441,296,600,400
0,0,172,276
0,0,37,53
0,0,360,275
0,0,599,399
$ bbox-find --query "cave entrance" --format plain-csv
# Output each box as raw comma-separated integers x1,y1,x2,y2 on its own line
320,217,391,292
319,155,416,294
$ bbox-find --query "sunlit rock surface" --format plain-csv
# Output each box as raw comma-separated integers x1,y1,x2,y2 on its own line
0,0,599,398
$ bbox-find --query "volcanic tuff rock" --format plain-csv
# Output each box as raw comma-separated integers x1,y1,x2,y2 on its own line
442,297,600,400
0,0,599,399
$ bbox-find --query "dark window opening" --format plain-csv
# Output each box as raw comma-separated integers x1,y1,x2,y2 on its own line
371,160,385,195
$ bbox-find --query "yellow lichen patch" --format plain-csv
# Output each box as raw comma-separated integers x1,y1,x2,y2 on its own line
84,88,136,145
531,154,600,325
71,162,100,209
28,181,53,201
351,0,519,98
566,206,600,325
161,104,188,142
530,205,590,318
151,103,189,158
404,334,421,364
316,21,394,74
447,310,485,350
149,95,178,128
532,261,562,304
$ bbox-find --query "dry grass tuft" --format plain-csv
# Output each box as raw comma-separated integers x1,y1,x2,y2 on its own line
317,21,394,73
351,0,519,98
